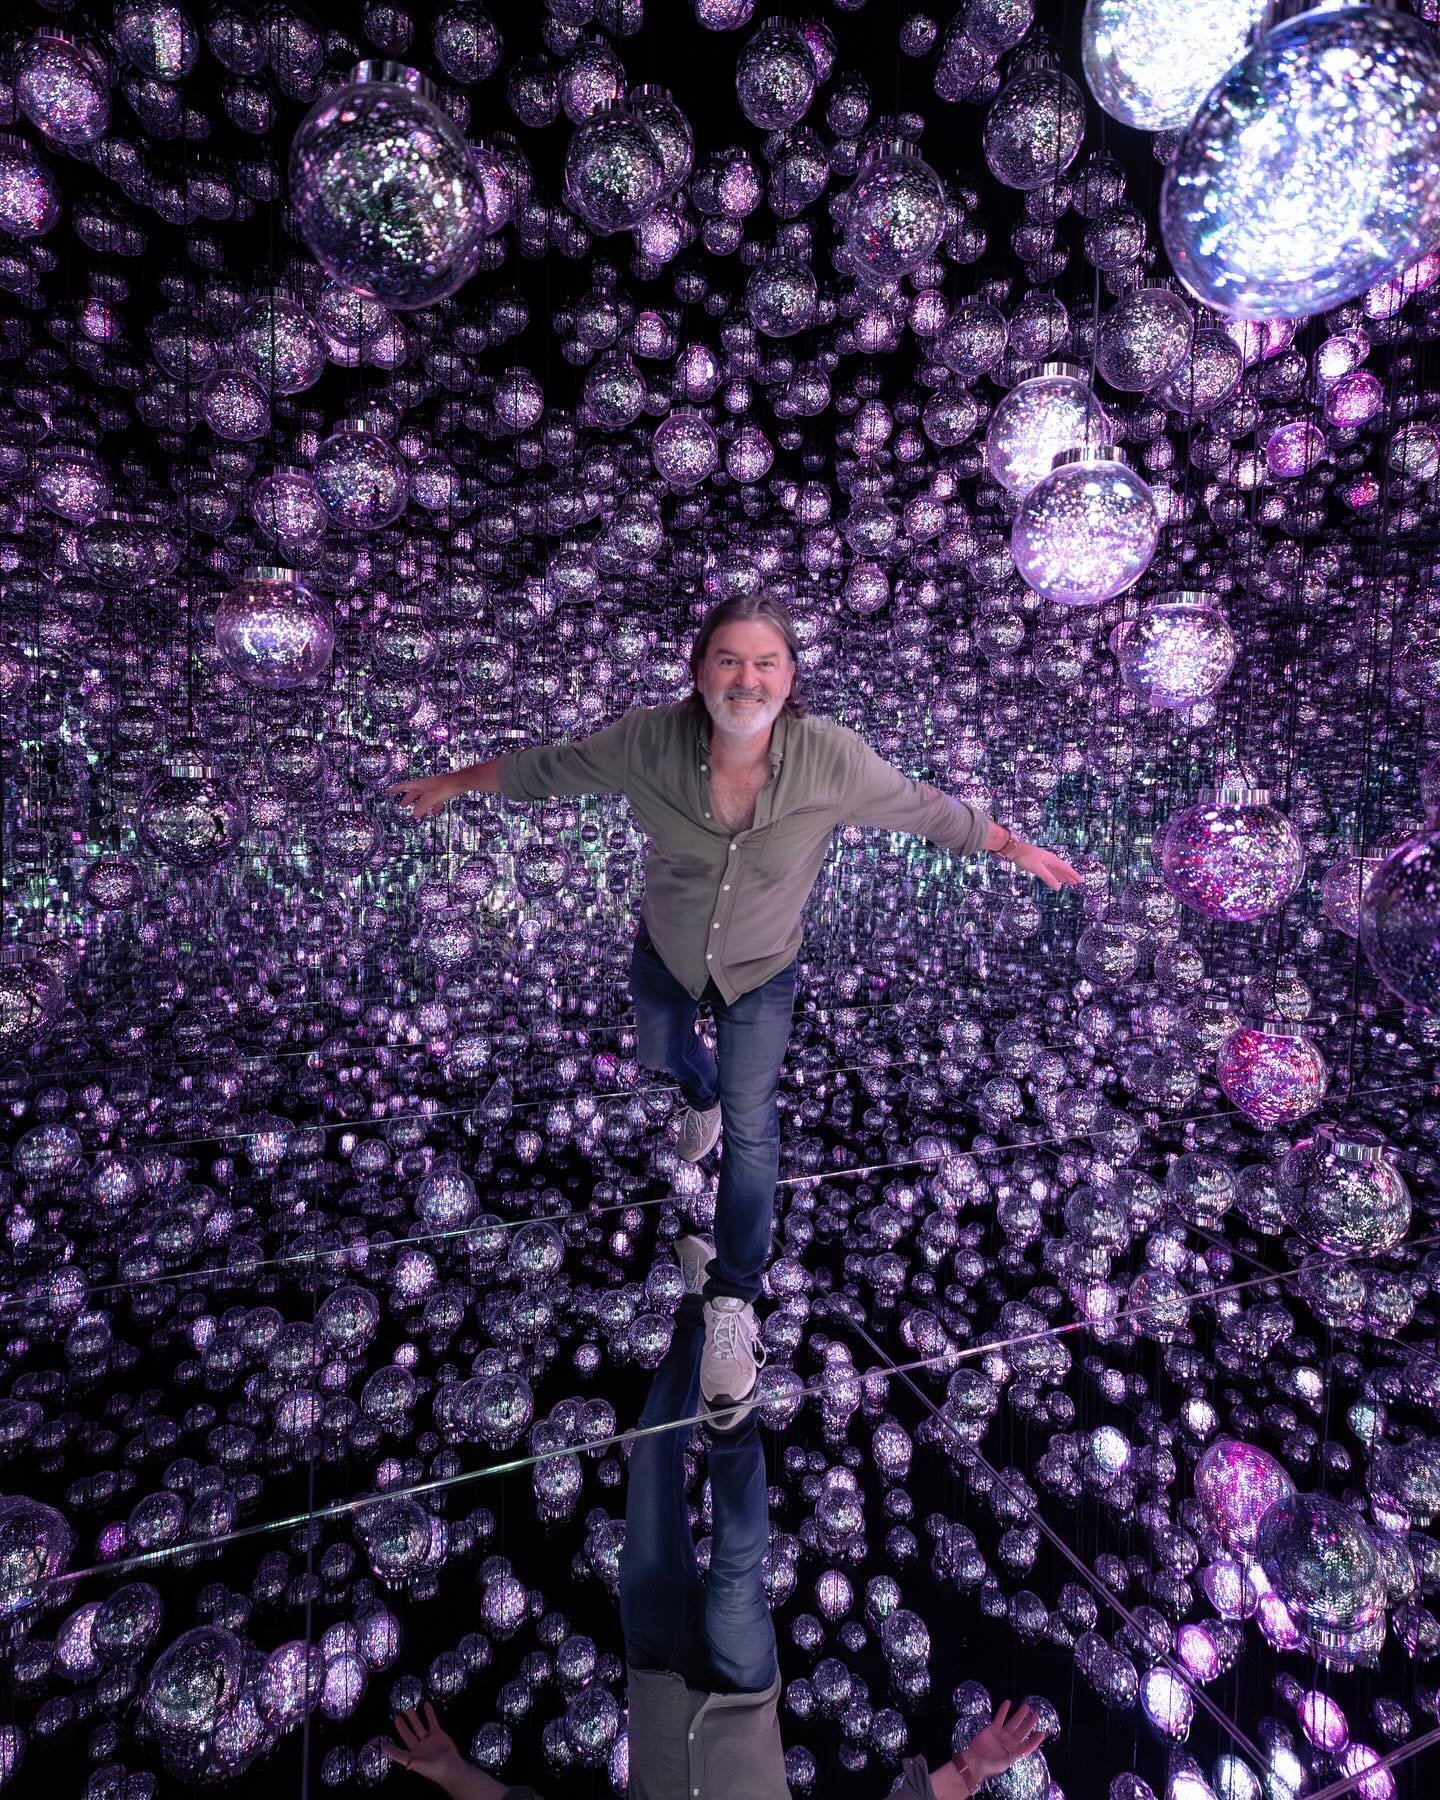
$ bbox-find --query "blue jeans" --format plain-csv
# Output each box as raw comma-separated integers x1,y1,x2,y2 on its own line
619,1296,777,1693
629,925,796,1305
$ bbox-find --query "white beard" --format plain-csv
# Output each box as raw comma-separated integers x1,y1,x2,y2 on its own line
703,689,783,741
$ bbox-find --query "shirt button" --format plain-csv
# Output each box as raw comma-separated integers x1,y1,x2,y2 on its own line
722,884,730,892
688,1733,695,1741
704,811,711,819
706,952,713,961
712,922,719,930
729,842,736,851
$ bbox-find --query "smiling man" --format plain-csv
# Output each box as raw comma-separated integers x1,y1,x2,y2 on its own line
391,593,1082,1423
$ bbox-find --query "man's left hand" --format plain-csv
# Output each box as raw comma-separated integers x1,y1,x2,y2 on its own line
1000,841,1085,892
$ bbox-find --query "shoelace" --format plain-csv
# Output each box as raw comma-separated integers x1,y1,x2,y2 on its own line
710,1309,765,1367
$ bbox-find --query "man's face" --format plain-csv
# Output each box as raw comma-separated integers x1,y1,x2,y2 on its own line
697,620,795,743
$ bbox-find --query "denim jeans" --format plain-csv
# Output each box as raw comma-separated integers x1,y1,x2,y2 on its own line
619,1296,777,1693
629,925,796,1305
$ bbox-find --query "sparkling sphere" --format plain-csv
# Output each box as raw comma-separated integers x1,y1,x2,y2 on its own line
15,30,111,146
34,444,110,524
1358,815,1440,1010
1160,784,1305,922
1194,1437,1296,1556
234,295,327,395
628,85,694,198
1320,849,1387,938
1215,1024,1327,1129
252,466,328,559
215,567,335,690
290,63,487,308
1161,5,1440,319
651,409,718,490
1281,1126,1411,1258
314,418,410,531
1255,1491,1386,1645
137,757,248,872
1012,449,1158,606
432,2,504,84
983,60,1087,191
843,142,946,282
1112,596,1235,709
735,18,816,129
985,364,1113,497
563,106,664,234
0,1497,73,1648
937,298,1009,383
1082,0,1267,130
0,134,61,239
1095,286,1193,391
116,1,200,81
745,257,818,337
144,1627,245,1758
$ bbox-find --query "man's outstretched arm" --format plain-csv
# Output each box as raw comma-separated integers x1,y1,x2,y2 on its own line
389,712,634,819
382,1705,542,1800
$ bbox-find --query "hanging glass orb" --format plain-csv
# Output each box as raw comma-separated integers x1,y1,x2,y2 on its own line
937,297,1009,383
1095,284,1193,391
1161,5,1440,320
144,1627,245,1761
115,1,200,81
1319,847,1386,938
843,140,946,282
1012,446,1158,606
1264,418,1327,479
80,511,161,587
233,294,327,395
215,567,335,691
200,366,271,442
1215,1023,1327,1128
0,1497,73,1649
735,17,816,129
1194,1438,1295,1557
34,444,110,524
1359,812,1440,1010
628,85,694,198
314,417,409,531
1160,781,1305,923
745,256,818,337
0,134,61,239
432,2,504,84
137,754,248,872
983,51,1087,191
0,945,56,1061
1081,0,1267,130
1157,327,1245,415
290,62,487,309
563,104,664,234
1281,1125,1411,1258
252,466,328,559
15,30,111,146
650,408,717,490
1256,1491,1386,1648
83,854,144,910
985,362,1114,497
1111,595,1236,709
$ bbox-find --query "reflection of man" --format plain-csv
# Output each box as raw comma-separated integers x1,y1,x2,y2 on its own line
383,1236,1048,1800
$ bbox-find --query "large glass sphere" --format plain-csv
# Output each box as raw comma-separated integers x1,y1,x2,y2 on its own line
15,29,111,146
735,17,816,129
1281,1125,1411,1257
144,1626,245,1760
651,409,717,490
563,104,663,234
0,134,61,239
1111,596,1236,709
1011,448,1158,606
628,85,694,198
1194,1438,1295,1557
1094,285,1193,391
745,257,818,337
289,62,487,309
985,363,1113,497
1359,814,1440,1010
1215,1023,1327,1128
843,141,947,282
215,567,335,691
1161,4,1440,319
0,1497,73,1649
983,56,1086,191
1160,783,1305,922
1255,1491,1386,1645
1082,0,1267,130
314,418,409,532
137,756,248,872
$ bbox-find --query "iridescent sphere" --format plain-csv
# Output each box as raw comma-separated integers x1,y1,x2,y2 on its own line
1324,368,1384,427
937,298,1009,383
137,756,248,872
234,295,327,394
628,85,694,197
116,1,200,80
0,1497,72,1648
432,2,504,84
745,257,818,337
0,135,61,239
1112,596,1235,709
1157,328,1244,415
253,466,328,558
200,367,270,442
34,445,110,524
983,59,1086,191
1264,419,1327,479
1095,285,1193,391
15,31,111,146
1194,1439,1296,1557
145,1627,244,1760
290,63,487,308
1255,1492,1385,1645
1160,783,1305,923
314,418,409,531
354,1499,431,1588
985,363,1113,497
1359,815,1440,1010
1161,6,1440,319
215,567,335,690
563,105,663,234
651,409,718,490
1215,1024,1327,1129
843,141,946,282
83,854,144,910
1082,0,1267,130
1281,1126,1411,1258
1012,448,1158,606
736,18,816,129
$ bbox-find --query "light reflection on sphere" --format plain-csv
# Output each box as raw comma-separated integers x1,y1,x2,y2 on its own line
1112,596,1235,709
1215,1024,1327,1129
136,757,248,872
746,257,818,337
1160,784,1305,922
215,567,334,690
985,364,1113,497
736,18,816,130
1255,1491,1386,1644
843,142,947,282
16,30,111,145
563,106,663,234
1161,5,1440,318
290,63,487,309
1094,285,1193,391
1358,815,1440,1010
0,135,61,239
1012,449,1157,606
1081,0,1266,130
1281,1126,1411,1258
314,418,409,531
983,59,1086,191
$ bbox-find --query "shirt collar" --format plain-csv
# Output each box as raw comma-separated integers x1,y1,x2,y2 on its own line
696,705,788,769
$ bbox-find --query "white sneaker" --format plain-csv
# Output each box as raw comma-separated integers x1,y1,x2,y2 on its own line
700,1296,766,1427
674,1234,715,1298
675,1102,722,1163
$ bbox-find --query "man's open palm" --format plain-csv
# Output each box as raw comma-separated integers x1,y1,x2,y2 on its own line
383,1702,462,1782
1008,843,1085,892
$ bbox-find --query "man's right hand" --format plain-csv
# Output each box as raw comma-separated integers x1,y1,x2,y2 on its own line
388,773,466,819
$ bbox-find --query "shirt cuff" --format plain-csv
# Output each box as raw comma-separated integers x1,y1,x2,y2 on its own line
895,1753,939,1800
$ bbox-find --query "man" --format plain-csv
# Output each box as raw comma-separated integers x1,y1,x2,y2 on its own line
382,1236,1049,1800
391,593,1082,1423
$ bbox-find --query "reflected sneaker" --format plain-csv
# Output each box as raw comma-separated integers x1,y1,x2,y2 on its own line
700,1296,766,1429
674,1234,715,1298
675,1101,722,1162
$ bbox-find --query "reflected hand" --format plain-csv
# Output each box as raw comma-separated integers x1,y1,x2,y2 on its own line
964,1700,1048,1784
383,1702,463,1783
1002,841,1085,892
388,773,463,820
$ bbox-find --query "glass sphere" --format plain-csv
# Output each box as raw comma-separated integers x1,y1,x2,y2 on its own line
1082,0,1267,130
628,85,694,198
15,30,111,146
215,567,335,690
937,298,1009,383
745,257,818,337
563,105,663,234
735,18,816,129
1112,596,1235,709
1160,783,1305,922
252,466,328,558
0,134,61,239
1194,1437,1295,1557
432,2,504,84
1359,815,1440,1010
34,444,110,524
1320,849,1387,938
1215,1024,1327,1128
1255,1491,1386,1645
137,756,248,872
116,1,200,81
1161,5,1440,319
843,141,947,282
314,418,410,531
651,409,717,490
983,59,1086,191
83,854,144,911
1095,286,1193,391
1281,1126,1411,1258
290,63,487,309
985,364,1113,497
1012,449,1158,606
143,1626,245,1760
234,294,327,395
0,1493,73,1651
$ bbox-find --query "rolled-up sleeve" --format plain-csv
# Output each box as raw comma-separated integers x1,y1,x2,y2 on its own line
496,713,632,802
888,1754,939,1798
840,738,991,857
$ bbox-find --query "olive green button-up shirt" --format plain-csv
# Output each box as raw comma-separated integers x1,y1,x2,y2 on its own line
497,700,992,1003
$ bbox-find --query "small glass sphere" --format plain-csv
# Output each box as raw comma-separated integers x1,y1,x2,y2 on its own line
985,364,1113,497
651,409,717,490
1095,285,1193,391
83,854,144,910
1359,814,1440,1010
1111,596,1235,709
290,63,488,309
843,141,946,282
1215,1024,1327,1129
1161,5,1440,319
736,18,816,130
563,105,663,234
1160,783,1305,922
1256,1491,1386,1646
34,444,110,524
252,466,328,558
234,294,327,394
983,58,1087,191
1082,0,1267,130
314,418,410,531
200,366,271,442
1281,1126,1411,1258
1264,418,1327,479
16,31,111,146
0,134,61,239
745,257,818,337
137,756,248,872
937,297,1009,383
1194,1438,1295,1556
215,567,335,690
1011,449,1158,605
432,3,504,85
